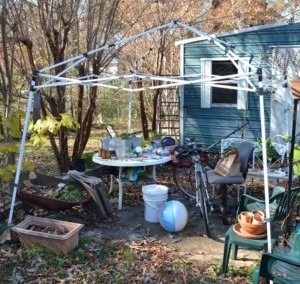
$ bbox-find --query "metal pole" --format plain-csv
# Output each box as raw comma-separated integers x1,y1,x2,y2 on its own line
8,75,37,226
287,98,299,235
257,68,272,253
128,80,133,133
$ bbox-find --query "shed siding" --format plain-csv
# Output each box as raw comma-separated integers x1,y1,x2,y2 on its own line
182,22,300,150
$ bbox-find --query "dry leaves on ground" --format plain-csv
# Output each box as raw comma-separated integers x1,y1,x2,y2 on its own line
0,236,252,283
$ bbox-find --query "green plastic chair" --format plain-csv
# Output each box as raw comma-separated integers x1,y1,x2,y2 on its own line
222,225,278,276
252,233,300,284
222,186,300,276
236,186,285,223
237,186,300,224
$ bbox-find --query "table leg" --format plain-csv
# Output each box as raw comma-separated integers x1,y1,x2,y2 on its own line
109,174,115,194
118,167,123,210
152,165,156,180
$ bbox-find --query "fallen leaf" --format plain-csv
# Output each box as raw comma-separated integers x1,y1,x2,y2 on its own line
23,179,33,188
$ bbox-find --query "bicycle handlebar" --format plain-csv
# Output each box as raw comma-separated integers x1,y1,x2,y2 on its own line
207,121,249,150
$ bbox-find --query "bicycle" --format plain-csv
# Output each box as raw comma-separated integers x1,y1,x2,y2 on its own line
173,122,249,205
173,139,220,200
173,142,220,237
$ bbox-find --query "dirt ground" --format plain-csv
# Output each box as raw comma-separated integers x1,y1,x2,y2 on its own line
7,162,286,273
48,162,269,270
79,195,263,269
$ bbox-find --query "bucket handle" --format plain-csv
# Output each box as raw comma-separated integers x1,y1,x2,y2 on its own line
144,199,166,211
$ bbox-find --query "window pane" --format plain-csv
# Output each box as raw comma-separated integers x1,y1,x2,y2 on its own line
212,87,237,104
212,60,237,104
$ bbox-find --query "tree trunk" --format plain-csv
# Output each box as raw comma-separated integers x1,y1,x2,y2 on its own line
71,61,98,161
136,81,148,139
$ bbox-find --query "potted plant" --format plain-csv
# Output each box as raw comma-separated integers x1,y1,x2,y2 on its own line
257,138,281,169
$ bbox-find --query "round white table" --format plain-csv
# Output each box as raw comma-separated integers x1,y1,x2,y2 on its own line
92,154,171,209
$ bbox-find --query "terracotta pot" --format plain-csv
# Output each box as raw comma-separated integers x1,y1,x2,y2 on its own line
252,214,265,225
251,209,265,218
238,211,253,223
238,217,267,235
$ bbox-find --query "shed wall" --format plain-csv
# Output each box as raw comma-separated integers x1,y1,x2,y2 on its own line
181,23,300,151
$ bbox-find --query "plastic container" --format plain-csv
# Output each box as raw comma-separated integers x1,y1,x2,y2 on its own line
115,139,126,159
142,184,168,223
124,137,143,150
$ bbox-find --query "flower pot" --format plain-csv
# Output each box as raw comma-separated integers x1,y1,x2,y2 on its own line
12,216,83,254
238,216,267,235
251,209,265,218
252,214,265,225
239,211,253,223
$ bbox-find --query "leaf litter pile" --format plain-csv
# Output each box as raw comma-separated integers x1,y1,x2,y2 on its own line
26,224,69,235
0,235,252,283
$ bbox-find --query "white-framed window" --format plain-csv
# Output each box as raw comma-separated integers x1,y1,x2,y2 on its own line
200,58,249,110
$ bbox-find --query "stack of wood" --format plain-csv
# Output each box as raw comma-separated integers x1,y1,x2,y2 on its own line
68,170,112,220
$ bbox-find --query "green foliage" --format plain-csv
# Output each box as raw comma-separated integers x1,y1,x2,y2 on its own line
225,264,256,281
120,248,137,263
120,132,136,139
1,110,26,139
295,141,300,150
28,113,80,147
81,152,98,169
60,113,80,129
48,255,67,268
0,143,19,154
257,137,280,161
22,244,52,261
0,110,36,184
52,183,84,201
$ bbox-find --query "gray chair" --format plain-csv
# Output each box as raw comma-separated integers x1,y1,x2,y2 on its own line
206,141,254,224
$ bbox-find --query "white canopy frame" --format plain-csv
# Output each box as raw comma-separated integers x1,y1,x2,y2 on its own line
8,21,273,252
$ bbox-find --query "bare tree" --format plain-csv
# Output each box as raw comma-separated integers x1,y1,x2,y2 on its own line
203,0,287,33
0,0,24,164
8,0,141,174
119,0,204,139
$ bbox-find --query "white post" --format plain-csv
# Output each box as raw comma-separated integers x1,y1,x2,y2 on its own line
257,68,272,252
128,80,133,133
8,76,37,226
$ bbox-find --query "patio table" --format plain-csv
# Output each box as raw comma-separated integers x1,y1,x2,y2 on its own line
92,154,171,209
245,169,298,193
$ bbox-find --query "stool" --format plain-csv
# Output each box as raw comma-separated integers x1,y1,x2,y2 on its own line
222,225,278,276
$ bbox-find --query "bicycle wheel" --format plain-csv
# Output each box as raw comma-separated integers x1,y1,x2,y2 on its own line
173,160,196,199
196,170,210,237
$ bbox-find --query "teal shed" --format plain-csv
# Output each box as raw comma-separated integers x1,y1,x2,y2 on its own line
176,21,300,151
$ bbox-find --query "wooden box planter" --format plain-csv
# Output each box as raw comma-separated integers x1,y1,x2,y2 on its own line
12,216,83,254
17,173,91,210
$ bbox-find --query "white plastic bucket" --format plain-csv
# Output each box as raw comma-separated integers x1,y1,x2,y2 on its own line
142,184,168,223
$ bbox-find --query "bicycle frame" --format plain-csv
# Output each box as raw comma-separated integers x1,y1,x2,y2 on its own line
191,151,211,236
